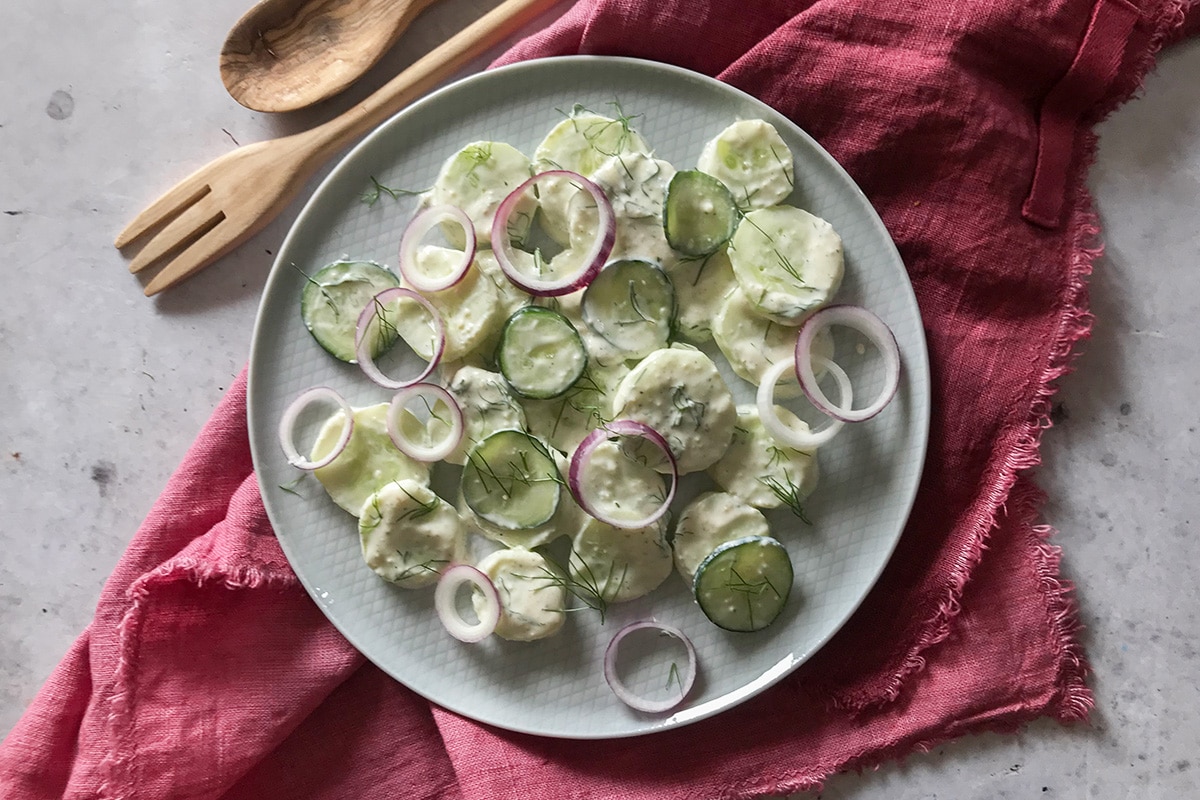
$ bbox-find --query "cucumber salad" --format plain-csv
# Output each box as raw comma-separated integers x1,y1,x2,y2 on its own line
279,106,901,714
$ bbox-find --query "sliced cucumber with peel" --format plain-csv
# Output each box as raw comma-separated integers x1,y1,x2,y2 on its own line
300,261,399,362
692,535,793,632
461,429,563,530
581,259,675,359
663,170,740,257
497,306,587,399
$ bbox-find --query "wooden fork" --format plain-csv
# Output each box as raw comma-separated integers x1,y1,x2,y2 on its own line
117,0,559,296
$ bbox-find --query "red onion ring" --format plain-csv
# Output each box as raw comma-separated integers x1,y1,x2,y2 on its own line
385,383,465,462
795,304,901,423
277,386,353,470
434,564,500,643
757,356,853,450
603,621,697,713
354,287,444,390
568,420,677,530
490,170,614,297
398,205,476,293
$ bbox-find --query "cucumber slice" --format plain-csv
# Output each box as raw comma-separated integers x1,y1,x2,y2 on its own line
697,120,795,211
581,259,675,359
461,429,562,530
726,205,844,324
692,535,793,632
300,261,400,362
533,109,651,247
496,306,587,399
428,141,536,247
663,170,739,257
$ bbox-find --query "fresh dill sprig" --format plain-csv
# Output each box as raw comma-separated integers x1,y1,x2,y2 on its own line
278,474,307,497
770,145,795,190
523,550,627,623
370,295,400,343
360,494,385,533
361,176,426,207
393,556,449,583
759,471,812,524
461,143,494,188
667,661,683,693
395,483,439,521
291,263,338,315
670,385,707,430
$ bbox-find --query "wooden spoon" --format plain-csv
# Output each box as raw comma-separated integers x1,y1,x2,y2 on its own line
220,0,440,112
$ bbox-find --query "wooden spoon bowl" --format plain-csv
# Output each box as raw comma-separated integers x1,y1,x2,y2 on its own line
220,0,439,113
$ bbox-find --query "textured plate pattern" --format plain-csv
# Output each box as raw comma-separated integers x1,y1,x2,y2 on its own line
247,57,930,739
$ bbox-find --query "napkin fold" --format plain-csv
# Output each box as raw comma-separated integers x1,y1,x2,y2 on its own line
3,0,1194,797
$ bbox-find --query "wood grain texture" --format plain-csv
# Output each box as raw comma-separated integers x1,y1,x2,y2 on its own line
119,0,561,295
219,0,440,112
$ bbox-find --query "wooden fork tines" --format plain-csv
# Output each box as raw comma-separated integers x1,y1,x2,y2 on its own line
116,0,560,296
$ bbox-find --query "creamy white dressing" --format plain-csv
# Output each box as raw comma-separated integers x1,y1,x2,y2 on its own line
611,347,737,475
522,361,630,454
671,248,739,343
359,479,465,588
474,547,567,641
672,491,770,581
571,439,667,524
569,515,672,603
568,151,679,269
393,245,503,363
444,366,527,466
697,119,795,210
727,206,844,324
501,309,586,387
311,403,430,517
533,111,651,245
428,141,536,247
708,405,819,509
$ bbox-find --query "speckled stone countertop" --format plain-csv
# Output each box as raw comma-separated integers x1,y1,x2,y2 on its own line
2,0,1197,796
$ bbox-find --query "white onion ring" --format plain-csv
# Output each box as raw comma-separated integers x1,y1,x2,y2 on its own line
354,287,444,390
398,205,476,293
757,356,853,450
491,170,614,296
603,621,697,713
385,383,465,462
796,304,901,423
277,386,353,470
434,564,500,643
568,420,677,530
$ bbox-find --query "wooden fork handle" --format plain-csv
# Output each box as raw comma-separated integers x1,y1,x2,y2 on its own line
300,0,562,166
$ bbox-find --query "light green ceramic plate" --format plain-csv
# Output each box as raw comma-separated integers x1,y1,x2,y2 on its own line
247,56,929,739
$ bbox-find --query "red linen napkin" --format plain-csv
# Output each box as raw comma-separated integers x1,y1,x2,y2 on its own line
3,0,1194,797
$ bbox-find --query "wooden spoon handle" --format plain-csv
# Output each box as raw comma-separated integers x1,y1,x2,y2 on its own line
302,0,562,165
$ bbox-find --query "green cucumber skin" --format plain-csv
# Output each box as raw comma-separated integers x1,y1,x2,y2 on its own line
460,429,562,530
692,535,793,632
497,306,587,400
663,170,739,257
581,259,675,358
300,261,399,363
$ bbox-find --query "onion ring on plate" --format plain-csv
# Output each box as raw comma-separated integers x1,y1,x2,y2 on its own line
435,564,500,643
491,170,614,296
385,383,464,462
795,304,900,423
398,205,476,293
568,420,677,530
354,287,444,390
757,356,853,450
278,386,353,470
603,620,697,713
